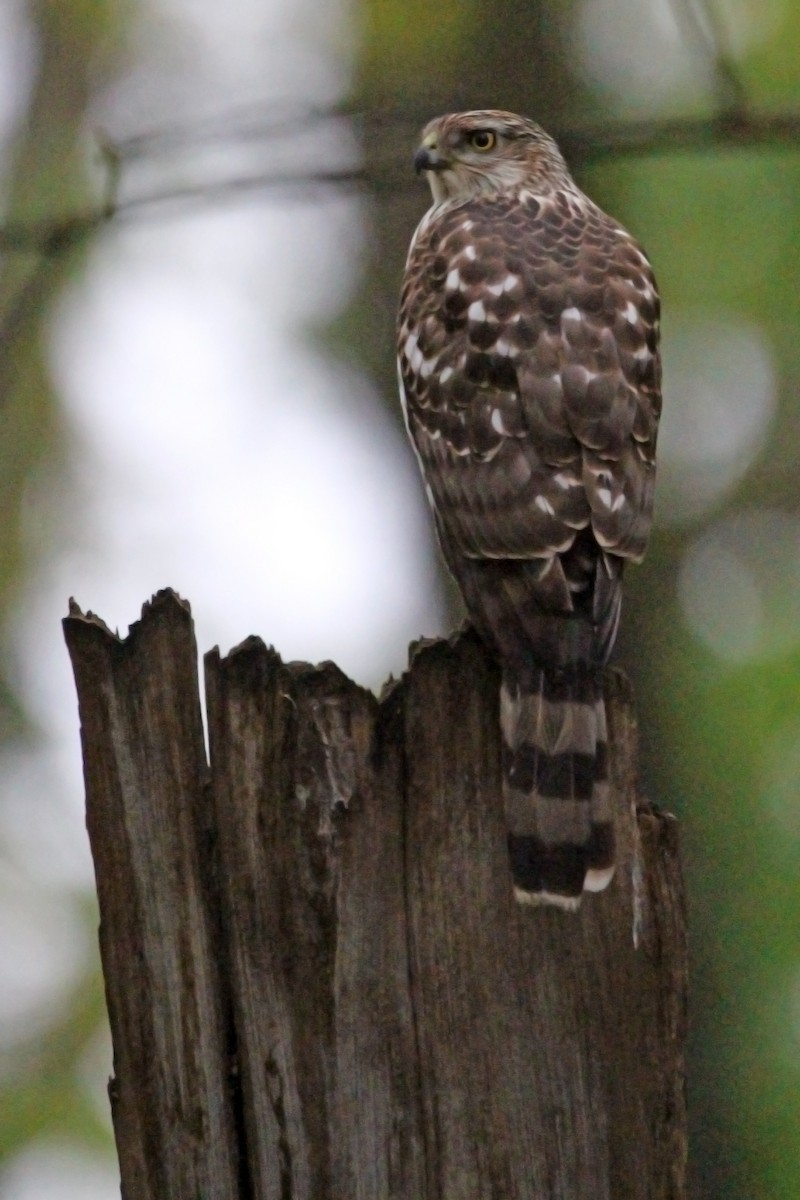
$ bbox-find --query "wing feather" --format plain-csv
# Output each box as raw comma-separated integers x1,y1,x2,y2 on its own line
398,189,660,569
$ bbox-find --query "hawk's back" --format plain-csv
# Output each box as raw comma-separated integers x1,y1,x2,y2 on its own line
398,111,661,907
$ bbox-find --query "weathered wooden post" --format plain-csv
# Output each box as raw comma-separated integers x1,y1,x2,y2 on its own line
64,588,687,1200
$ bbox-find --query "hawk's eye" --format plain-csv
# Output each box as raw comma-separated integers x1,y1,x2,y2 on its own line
468,129,496,152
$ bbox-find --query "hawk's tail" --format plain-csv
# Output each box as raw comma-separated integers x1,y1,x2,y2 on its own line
500,666,615,909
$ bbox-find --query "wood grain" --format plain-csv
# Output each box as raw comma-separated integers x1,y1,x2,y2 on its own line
64,589,687,1200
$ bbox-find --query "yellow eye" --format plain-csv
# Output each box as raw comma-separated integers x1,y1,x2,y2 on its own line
469,129,496,152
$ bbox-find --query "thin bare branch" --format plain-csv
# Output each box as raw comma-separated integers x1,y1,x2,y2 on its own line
1,108,798,255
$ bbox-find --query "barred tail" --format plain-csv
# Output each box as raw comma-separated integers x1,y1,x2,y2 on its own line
501,666,615,910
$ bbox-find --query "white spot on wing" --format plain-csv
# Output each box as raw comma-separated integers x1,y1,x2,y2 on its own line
494,338,516,357
439,366,453,384
396,360,409,422
490,409,507,434
635,277,655,301
477,440,505,463
586,462,611,481
597,487,613,508
623,301,639,324
446,268,462,291
562,306,582,322
534,495,555,515
611,493,626,512
468,300,487,322
463,244,477,261
485,274,520,297
398,332,426,373
554,472,580,489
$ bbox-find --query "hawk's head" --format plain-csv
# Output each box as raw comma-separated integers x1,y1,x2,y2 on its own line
414,110,569,204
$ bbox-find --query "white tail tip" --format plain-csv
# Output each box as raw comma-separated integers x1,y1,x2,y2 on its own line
514,886,582,912
583,864,616,893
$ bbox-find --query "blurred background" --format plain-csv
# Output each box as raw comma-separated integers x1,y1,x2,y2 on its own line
0,0,798,1195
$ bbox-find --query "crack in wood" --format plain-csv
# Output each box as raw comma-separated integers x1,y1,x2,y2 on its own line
64,590,687,1200
265,1051,294,1200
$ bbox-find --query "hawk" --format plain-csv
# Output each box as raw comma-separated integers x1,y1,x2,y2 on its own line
397,110,661,909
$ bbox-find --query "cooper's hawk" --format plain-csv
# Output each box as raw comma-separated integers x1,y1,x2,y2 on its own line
397,110,661,908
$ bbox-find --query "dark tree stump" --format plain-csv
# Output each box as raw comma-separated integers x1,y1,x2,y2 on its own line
63,588,687,1200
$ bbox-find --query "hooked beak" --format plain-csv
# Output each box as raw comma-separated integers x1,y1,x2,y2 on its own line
414,145,449,175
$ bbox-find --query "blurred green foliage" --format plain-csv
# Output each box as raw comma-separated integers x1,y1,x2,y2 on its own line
601,10,800,1193
0,964,110,1159
0,0,129,1186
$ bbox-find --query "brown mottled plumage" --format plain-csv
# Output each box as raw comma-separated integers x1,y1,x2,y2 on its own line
397,110,661,908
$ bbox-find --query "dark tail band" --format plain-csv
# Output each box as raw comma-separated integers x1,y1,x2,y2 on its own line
501,666,614,909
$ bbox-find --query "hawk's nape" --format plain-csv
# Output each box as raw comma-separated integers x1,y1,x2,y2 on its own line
397,110,661,909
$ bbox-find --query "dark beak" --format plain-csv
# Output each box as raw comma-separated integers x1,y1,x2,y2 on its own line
414,146,448,174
